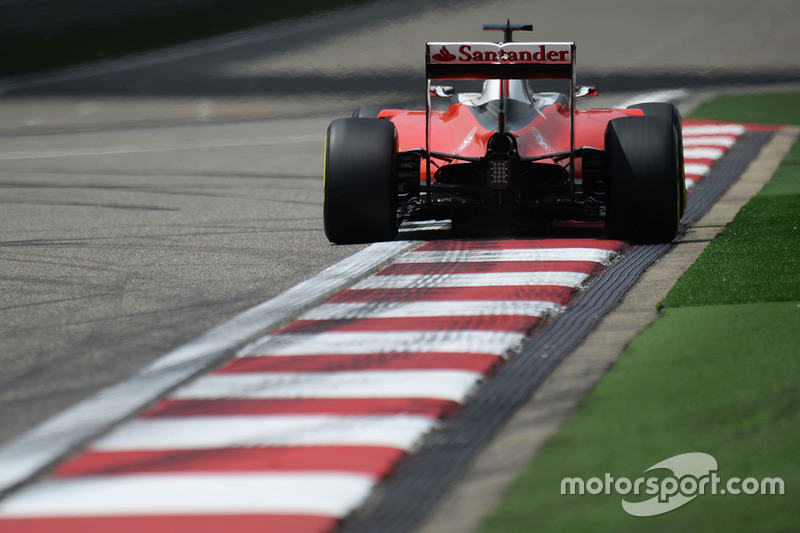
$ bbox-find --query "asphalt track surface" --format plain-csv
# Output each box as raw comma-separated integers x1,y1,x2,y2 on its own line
0,0,799,529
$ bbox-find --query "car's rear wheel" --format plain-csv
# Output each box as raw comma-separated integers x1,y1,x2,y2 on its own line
324,118,399,244
628,102,686,216
605,115,681,243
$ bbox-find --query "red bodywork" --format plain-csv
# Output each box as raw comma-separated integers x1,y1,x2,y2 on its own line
382,104,640,181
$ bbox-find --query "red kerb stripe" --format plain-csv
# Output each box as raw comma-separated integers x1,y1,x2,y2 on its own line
144,397,463,418
326,285,577,304
0,515,339,533
54,446,404,478
215,352,502,373
684,157,717,167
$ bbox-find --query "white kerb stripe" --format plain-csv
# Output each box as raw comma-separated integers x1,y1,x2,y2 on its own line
397,247,616,264
0,472,374,517
91,415,437,451
684,163,711,176
242,331,528,357
683,147,725,159
683,135,737,148
353,271,588,290
683,124,746,136
302,300,563,320
173,370,483,402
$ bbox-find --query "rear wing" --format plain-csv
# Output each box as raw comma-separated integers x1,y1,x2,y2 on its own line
426,41,575,80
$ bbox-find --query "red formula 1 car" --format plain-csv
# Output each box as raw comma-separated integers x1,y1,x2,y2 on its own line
324,22,685,244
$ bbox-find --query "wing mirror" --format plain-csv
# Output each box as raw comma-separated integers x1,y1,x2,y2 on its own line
430,85,455,98
575,85,598,98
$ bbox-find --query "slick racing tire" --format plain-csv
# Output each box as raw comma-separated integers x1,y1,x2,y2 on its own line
628,102,686,217
324,118,399,244
605,116,681,243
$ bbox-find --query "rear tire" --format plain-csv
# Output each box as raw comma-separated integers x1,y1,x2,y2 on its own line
324,118,399,244
605,116,681,243
627,102,686,216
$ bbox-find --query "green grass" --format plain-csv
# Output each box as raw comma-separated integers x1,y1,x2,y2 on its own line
1,0,372,78
478,92,800,532
689,92,800,126
660,191,800,307
481,303,800,533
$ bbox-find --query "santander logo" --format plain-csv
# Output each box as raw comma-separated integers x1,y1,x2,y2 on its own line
432,46,456,62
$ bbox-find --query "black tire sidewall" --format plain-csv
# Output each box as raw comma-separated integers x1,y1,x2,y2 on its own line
605,115,680,243
324,118,398,244
627,102,686,216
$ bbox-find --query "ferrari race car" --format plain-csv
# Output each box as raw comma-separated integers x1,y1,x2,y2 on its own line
323,22,685,244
